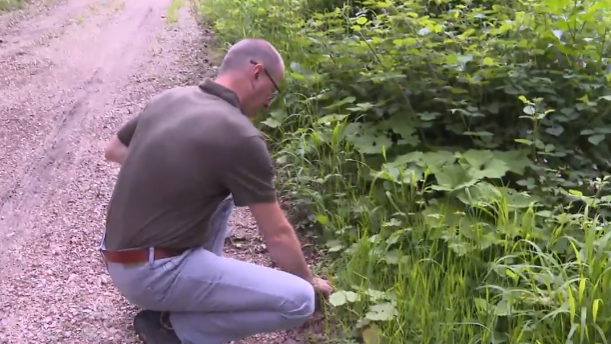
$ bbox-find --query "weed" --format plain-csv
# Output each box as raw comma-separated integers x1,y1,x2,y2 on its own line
165,0,183,24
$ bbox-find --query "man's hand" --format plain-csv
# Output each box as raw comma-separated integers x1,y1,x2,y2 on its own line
104,135,129,165
312,277,333,296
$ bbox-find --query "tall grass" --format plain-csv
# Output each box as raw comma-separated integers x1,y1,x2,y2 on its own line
276,115,611,343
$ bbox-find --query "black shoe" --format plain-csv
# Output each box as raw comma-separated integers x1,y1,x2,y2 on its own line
133,310,181,344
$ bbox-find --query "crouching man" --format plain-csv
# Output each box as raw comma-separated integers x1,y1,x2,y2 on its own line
100,38,332,344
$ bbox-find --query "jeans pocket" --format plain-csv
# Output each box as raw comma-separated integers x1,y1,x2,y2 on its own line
141,259,179,307
148,256,179,272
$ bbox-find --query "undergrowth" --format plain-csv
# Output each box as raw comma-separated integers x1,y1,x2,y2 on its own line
194,0,611,342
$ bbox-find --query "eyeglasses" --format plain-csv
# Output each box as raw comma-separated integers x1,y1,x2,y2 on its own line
250,60,280,98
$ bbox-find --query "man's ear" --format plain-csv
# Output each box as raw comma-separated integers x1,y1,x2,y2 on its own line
252,63,264,77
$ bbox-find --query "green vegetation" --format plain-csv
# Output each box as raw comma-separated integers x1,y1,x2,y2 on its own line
0,0,26,11
166,0,184,23
195,0,611,342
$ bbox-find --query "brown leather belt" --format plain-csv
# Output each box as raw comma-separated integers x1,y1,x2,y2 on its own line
101,248,185,264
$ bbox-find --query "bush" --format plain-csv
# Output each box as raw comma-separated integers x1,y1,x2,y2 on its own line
196,0,611,342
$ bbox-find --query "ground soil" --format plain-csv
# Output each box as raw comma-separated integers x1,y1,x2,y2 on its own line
0,1,320,343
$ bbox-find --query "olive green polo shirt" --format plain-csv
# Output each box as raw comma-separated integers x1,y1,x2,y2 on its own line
104,80,276,250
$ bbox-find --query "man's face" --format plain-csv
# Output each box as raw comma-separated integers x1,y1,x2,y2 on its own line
243,61,282,117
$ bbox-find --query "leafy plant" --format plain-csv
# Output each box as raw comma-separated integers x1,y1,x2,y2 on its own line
196,0,611,342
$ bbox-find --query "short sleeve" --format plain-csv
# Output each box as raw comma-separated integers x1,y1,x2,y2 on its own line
223,136,277,207
117,116,139,147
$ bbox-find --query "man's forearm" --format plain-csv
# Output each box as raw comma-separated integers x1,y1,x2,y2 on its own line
266,228,313,283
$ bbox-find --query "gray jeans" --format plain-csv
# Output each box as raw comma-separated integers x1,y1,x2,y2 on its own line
101,197,315,344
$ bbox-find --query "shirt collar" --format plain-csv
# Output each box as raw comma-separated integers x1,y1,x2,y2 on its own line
198,79,240,108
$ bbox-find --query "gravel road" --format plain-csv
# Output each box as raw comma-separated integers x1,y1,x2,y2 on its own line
0,1,313,343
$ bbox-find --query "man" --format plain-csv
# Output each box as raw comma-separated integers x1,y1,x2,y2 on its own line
101,38,332,344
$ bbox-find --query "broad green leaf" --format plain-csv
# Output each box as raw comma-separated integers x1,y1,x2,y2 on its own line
514,138,533,146
392,151,424,165
383,249,402,264
545,125,564,136
326,239,343,252
377,115,419,146
579,129,594,135
323,96,356,109
364,289,388,301
329,290,359,307
433,164,477,191
483,57,494,66
589,134,605,145
460,150,494,168
289,72,305,80
473,158,509,179
494,299,511,316
578,94,590,103
418,27,431,36
457,54,473,64
459,150,510,179
346,124,393,155
499,187,535,208
457,182,502,205
356,16,368,25
361,324,382,344
289,61,302,73
523,105,536,115
494,150,532,174
317,114,348,125
373,164,423,184
420,151,456,171
569,189,583,196
474,298,489,312
261,117,282,128
365,302,398,321
315,214,329,225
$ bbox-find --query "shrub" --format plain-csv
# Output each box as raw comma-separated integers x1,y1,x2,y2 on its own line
196,0,611,342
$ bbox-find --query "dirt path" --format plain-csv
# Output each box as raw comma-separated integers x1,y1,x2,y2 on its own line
0,1,304,343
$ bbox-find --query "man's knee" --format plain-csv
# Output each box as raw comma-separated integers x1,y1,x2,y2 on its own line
280,277,316,324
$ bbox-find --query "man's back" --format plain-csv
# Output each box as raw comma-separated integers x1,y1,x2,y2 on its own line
104,84,260,250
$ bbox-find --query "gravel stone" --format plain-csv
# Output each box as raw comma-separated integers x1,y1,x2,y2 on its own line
0,0,318,343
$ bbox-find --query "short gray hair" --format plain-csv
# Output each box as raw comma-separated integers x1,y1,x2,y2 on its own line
218,38,284,76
